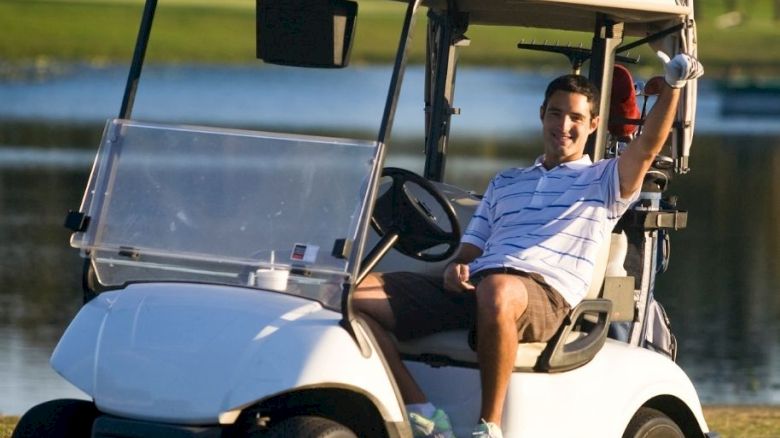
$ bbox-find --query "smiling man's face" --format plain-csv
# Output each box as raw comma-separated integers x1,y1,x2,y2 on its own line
540,90,599,169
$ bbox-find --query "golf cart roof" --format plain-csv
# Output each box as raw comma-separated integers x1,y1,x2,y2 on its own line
398,0,692,35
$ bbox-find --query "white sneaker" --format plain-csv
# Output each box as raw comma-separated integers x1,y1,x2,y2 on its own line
472,420,503,438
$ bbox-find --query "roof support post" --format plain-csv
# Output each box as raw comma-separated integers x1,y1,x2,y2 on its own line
345,0,422,347
423,7,464,182
376,0,422,148
119,0,158,119
83,0,158,300
585,14,623,162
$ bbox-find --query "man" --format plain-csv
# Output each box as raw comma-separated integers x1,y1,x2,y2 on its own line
354,52,703,438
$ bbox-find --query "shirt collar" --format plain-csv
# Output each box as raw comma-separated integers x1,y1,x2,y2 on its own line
528,154,593,172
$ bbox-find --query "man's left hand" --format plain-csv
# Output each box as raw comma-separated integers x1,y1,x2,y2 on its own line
657,52,704,89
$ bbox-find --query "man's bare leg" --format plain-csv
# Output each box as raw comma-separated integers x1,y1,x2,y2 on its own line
353,273,427,403
475,274,529,424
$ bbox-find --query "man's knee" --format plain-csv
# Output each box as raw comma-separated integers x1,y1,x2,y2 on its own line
476,275,529,320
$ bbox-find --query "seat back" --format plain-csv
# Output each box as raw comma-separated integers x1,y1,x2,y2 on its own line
585,231,613,300
587,230,631,298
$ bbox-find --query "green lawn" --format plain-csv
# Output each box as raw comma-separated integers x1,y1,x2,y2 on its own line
704,405,780,438
0,416,17,438
2,0,780,77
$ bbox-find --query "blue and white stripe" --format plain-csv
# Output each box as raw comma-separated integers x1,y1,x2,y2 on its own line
461,155,638,306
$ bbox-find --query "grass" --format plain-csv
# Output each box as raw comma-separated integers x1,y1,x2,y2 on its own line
2,406,780,437
2,0,780,77
704,406,780,438
0,417,17,438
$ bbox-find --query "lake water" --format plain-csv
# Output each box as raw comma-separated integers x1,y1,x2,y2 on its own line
1,64,779,416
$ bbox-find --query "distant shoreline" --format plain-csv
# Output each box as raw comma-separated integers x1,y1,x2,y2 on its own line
2,0,780,79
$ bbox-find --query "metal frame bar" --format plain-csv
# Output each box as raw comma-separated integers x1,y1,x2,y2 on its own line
616,22,684,55
84,0,157,298
423,8,460,182
375,0,423,148
119,0,158,119
628,229,660,346
585,14,623,162
343,0,423,332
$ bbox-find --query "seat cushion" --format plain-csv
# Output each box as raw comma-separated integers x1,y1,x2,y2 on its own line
397,329,583,370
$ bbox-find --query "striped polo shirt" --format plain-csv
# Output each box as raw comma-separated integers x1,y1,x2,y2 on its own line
461,155,638,307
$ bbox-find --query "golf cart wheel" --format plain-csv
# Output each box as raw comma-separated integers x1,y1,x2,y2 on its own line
263,415,358,438
623,407,684,438
11,398,98,438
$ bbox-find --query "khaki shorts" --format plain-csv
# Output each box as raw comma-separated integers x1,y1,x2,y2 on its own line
376,268,571,343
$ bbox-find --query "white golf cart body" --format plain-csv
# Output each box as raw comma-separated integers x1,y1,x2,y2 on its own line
14,0,712,437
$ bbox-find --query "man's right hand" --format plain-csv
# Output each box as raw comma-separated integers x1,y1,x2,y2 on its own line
443,262,476,292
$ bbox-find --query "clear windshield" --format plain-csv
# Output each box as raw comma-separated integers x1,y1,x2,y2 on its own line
72,119,380,309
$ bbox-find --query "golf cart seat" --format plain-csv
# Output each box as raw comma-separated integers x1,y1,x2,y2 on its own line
397,231,634,373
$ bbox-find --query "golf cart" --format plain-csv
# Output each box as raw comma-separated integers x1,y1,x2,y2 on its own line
13,0,713,437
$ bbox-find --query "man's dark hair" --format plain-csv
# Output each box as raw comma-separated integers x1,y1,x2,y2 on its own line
542,74,600,118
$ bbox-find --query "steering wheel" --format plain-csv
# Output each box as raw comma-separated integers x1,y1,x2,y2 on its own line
368,167,461,263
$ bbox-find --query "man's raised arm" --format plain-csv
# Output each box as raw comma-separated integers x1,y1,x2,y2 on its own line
618,53,704,198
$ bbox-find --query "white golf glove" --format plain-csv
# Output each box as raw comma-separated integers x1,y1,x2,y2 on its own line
657,51,704,89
